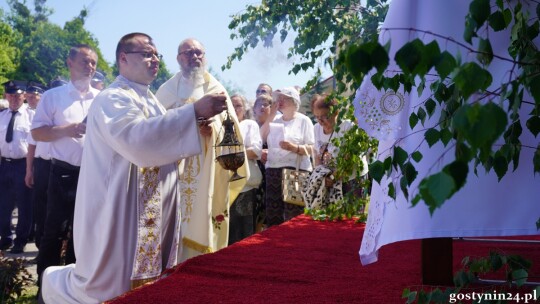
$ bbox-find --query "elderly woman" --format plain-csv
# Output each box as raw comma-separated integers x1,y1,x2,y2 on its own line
260,87,315,227
310,94,368,208
229,94,263,244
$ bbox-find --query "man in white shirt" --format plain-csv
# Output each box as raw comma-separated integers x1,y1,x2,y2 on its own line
41,32,228,304
24,82,49,251
0,80,33,254
31,44,100,289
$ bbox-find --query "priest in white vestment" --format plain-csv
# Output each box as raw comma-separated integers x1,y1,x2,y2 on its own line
41,33,230,303
353,0,540,265
156,38,247,262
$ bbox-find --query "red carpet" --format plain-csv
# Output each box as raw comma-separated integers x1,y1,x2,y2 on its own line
109,215,540,303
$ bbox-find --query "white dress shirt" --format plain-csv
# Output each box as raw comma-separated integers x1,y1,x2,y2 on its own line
0,104,32,159
31,82,99,166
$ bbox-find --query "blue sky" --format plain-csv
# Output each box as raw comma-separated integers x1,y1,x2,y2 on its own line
1,0,331,101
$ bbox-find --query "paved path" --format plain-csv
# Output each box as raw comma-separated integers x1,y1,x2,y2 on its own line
3,210,38,283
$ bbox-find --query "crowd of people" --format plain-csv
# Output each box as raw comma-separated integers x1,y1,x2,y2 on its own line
0,32,368,303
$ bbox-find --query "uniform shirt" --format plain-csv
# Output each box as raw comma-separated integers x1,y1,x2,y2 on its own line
31,82,99,166
0,103,32,159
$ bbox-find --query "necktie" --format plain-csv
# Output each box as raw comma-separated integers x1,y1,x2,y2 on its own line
5,111,17,143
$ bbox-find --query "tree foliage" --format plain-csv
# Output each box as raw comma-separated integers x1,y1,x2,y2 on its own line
227,0,540,215
0,11,20,86
346,0,539,213
226,0,388,214
0,0,176,94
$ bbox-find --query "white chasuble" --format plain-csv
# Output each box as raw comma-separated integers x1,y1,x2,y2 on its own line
41,75,202,303
156,71,248,262
353,0,540,266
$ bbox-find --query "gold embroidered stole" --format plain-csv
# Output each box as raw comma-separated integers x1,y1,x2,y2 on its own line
131,166,162,289
125,85,164,289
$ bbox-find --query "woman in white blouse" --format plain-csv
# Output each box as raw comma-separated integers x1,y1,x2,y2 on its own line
229,94,263,244
311,94,368,205
260,87,315,227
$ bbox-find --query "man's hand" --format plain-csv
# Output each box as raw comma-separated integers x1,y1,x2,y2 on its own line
63,122,86,138
193,92,228,119
25,171,34,188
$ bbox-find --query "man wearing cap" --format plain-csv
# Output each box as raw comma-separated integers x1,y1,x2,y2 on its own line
31,44,100,288
24,82,50,252
0,80,34,253
25,82,45,112
156,38,247,262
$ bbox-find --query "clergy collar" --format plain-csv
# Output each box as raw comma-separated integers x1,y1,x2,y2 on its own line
117,75,151,97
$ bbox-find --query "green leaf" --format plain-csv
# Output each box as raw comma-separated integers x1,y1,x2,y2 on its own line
534,144,540,175
346,42,389,83
417,107,427,126
419,40,441,76
395,39,423,74
528,75,540,106
477,38,493,65
504,120,523,144
393,146,408,169
369,160,385,184
383,156,392,171
425,98,436,118
388,182,396,200
453,103,508,152
409,112,419,129
511,269,528,287
530,116,540,137
470,0,491,27
403,162,418,186
488,11,508,31
412,151,423,162
435,51,457,79
400,176,409,200
464,17,477,44
440,128,453,146
425,128,440,147
419,171,456,214
443,160,469,192
493,152,508,181
454,62,493,99
411,194,421,207
490,252,504,271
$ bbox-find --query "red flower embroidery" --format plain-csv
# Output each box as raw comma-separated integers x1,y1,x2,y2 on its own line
215,214,225,222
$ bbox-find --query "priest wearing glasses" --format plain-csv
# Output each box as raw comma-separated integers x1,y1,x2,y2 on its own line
41,32,229,303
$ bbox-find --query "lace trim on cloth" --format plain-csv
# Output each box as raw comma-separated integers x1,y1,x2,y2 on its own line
353,73,408,141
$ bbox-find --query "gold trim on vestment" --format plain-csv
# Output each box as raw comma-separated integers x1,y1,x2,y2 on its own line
131,166,162,281
182,237,213,254
130,276,159,290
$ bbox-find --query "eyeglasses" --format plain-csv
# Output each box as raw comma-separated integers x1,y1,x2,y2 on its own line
256,89,269,95
124,51,163,60
179,49,205,58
